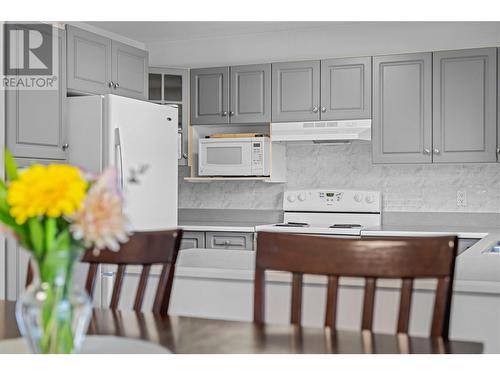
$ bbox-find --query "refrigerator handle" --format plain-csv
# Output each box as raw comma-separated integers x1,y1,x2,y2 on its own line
114,128,124,191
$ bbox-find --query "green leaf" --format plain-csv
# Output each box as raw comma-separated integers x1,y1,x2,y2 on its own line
4,149,18,181
45,218,56,252
28,217,44,259
53,229,71,252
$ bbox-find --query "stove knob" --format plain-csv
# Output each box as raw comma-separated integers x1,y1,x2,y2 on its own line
354,193,363,202
298,193,307,202
365,195,374,204
287,194,296,203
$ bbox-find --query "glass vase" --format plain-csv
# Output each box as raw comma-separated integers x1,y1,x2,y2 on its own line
15,249,92,354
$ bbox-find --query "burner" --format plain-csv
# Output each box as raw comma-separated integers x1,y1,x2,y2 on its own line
275,222,310,227
329,224,362,229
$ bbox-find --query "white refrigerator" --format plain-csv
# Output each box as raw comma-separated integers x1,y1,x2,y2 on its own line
67,94,178,231
68,95,178,307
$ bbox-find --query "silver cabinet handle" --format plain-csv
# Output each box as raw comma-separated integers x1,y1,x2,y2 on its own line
62,143,69,151
108,81,114,88
423,148,430,155
229,111,235,116
433,148,440,155
114,82,120,89
312,106,319,113
221,111,228,116
182,153,188,159
321,106,326,112
497,148,500,154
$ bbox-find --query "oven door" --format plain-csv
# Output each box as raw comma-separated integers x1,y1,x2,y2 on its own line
199,140,253,176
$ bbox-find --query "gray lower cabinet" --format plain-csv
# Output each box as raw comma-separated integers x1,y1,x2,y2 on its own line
190,67,229,125
205,232,254,250
180,231,205,250
67,25,148,99
6,28,67,160
230,64,271,123
112,41,148,100
433,48,497,163
372,53,433,164
272,60,321,122
67,25,112,95
320,57,372,120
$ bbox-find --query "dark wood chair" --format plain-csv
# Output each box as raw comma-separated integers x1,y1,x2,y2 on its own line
27,229,183,315
254,232,458,339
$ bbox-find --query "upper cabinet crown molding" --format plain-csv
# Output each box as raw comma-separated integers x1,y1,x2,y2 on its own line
432,47,497,163
66,25,148,100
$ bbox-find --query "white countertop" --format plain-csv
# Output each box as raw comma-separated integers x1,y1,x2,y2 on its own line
179,221,261,233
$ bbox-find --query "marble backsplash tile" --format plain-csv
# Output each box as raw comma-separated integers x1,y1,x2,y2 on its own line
179,143,500,212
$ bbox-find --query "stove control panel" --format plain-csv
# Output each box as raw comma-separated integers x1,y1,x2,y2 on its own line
283,189,381,213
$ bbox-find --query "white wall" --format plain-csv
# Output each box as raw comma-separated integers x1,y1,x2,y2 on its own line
148,22,500,68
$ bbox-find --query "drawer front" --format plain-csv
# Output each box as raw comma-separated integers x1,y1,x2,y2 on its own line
180,231,205,249
205,232,254,250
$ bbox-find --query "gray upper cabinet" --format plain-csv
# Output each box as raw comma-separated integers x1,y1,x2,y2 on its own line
112,41,148,100
372,53,432,164
67,25,112,95
433,48,497,163
190,67,229,125
230,64,271,123
320,57,372,120
272,61,320,122
67,25,148,99
6,28,67,160
498,48,500,161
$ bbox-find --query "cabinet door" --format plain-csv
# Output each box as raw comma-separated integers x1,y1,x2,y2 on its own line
67,25,112,95
320,57,371,120
180,231,205,249
433,48,497,163
498,48,500,162
272,61,320,122
6,29,67,160
190,67,229,125
111,41,148,100
205,232,254,250
372,53,432,164
230,64,271,123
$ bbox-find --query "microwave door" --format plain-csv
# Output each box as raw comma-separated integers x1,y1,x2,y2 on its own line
199,142,252,176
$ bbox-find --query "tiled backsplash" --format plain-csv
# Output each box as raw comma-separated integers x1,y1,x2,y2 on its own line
179,143,500,212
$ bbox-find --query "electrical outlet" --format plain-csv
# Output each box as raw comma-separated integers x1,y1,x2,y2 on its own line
457,190,467,207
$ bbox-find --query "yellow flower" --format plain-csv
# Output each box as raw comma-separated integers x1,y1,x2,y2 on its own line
7,164,88,224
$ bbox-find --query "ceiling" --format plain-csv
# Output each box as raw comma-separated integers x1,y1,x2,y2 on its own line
87,21,355,44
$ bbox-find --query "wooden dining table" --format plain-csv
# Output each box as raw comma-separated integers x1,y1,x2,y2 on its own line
0,300,483,354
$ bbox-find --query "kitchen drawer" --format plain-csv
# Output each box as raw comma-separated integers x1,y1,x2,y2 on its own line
205,232,254,250
180,231,205,249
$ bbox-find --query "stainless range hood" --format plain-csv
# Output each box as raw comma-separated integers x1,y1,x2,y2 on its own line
271,119,371,143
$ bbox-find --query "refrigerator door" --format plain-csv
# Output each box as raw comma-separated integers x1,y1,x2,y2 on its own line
104,95,178,231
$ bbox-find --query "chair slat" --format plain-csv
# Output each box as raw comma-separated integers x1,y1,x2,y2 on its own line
133,265,151,311
431,277,451,337
397,278,413,333
361,277,376,330
110,265,126,310
324,275,339,328
152,264,170,314
158,264,176,315
85,263,98,296
290,273,303,325
253,267,265,324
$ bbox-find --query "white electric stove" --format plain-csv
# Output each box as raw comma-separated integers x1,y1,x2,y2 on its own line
256,189,382,237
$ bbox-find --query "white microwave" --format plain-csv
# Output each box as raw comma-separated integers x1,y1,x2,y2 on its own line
198,137,270,176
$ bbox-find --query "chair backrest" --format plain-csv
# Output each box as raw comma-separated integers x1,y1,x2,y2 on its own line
253,232,458,339
27,229,183,314
82,229,183,314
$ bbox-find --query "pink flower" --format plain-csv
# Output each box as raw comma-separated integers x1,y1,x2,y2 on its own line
71,168,129,253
